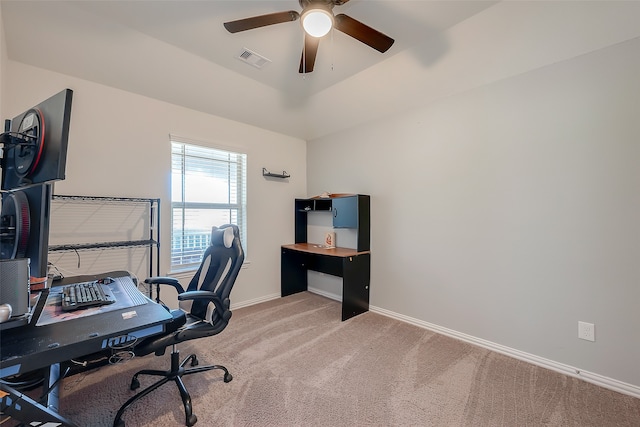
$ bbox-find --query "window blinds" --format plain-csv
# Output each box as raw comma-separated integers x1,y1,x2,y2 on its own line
170,140,247,270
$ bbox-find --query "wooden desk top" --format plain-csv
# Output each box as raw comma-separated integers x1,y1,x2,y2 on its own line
282,243,370,257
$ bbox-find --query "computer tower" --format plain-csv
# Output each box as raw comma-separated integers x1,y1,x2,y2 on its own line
0,258,30,318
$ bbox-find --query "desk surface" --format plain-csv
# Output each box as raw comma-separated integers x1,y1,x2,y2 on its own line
281,244,371,321
282,243,370,257
0,271,172,378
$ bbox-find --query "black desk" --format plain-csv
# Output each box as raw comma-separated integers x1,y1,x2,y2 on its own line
281,243,371,321
0,271,173,427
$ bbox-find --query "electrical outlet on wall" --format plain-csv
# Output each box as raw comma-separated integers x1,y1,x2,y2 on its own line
578,321,595,342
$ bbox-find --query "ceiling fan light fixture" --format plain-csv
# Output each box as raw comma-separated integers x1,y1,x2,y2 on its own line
301,8,333,38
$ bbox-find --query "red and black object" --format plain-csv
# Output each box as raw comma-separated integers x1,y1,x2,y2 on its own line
13,109,46,179
1,88,73,190
0,190,31,260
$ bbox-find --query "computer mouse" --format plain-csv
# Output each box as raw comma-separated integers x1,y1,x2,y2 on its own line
0,303,12,323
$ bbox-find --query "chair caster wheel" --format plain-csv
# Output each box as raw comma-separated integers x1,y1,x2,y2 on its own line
114,419,125,427
187,414,197,426
130,377,140,390
224,373,233,383
190,355,199,367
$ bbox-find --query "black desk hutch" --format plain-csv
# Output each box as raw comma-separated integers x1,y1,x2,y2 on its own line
281,194,371,321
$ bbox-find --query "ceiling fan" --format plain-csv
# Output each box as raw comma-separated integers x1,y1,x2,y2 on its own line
223,0,394,73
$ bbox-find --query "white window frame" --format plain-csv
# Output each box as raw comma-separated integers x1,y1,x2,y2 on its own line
170,137,247,272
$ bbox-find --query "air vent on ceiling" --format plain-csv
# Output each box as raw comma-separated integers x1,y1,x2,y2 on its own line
237,48,271,69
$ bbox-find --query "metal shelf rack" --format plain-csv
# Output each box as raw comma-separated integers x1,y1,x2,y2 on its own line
48,195,160,279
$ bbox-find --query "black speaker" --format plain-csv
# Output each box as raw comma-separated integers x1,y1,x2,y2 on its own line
0,258,30,318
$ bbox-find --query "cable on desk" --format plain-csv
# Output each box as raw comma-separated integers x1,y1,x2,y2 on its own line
69,359,88,367
109,351,135,365
0,371,45,391
47,261,65,281
108,334,138,365
61,353,111,377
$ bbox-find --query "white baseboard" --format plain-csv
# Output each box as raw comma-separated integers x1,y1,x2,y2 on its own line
233,289,337,311
308,287,342,302
369,305,640,399
231,293,280,310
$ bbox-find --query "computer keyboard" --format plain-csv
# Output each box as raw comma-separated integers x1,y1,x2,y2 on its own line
61,281,116,312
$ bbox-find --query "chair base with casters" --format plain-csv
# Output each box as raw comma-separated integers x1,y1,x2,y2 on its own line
112,344,232,427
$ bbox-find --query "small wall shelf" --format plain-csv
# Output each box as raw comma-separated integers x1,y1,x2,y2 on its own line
262,168,290,179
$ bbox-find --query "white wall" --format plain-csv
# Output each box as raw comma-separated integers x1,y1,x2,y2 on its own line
307,37,640,389
0,5,6,120
4,61,307,306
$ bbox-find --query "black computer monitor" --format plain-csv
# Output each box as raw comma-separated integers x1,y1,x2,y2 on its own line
1,88,73,190
0,89,73,279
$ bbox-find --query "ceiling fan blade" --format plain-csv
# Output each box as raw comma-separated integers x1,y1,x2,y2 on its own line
334,14,394,53
224,11,300,33
299,34,320,74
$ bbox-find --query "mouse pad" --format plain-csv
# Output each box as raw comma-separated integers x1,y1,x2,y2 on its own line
36,276,147,326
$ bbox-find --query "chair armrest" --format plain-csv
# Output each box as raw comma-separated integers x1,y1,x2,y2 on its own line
144,276,186,294
178,290,224,307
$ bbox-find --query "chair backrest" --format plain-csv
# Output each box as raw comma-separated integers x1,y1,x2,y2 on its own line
181,224,244,323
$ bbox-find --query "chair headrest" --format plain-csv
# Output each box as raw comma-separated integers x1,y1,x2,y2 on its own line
211,226,235,249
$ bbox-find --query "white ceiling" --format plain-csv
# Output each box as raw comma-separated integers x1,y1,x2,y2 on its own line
2,1,640,140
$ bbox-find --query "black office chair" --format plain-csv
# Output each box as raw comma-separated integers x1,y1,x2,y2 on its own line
113,224,244,427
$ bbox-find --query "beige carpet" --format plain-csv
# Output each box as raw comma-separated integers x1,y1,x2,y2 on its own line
57,292,640,426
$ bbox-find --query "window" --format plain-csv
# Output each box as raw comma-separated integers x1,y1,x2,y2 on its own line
171,139,247,271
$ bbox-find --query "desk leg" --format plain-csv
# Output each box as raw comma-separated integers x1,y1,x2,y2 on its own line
342,253,371,321
0,375,79,427
46,363,62,414
281,248,308,296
